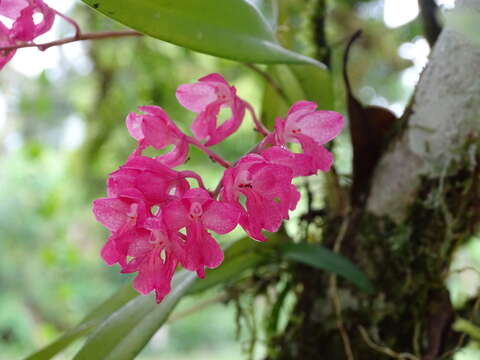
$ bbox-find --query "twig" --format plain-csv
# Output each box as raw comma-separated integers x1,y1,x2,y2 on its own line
413,322,422,357
358,325,419,360
245,102,270,137
0,30,142,53
328,215,355,360
244,63,290,104
54,9,81,38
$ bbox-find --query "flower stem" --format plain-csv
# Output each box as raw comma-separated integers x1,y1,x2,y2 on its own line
54,9,81,38
244,63,290,104
186,136,231,168
0,30,142,53
245,102,270,137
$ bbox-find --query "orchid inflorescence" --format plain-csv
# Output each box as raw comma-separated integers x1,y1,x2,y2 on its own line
93,73,344,303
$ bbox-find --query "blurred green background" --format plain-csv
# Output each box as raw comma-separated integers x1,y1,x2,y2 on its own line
1,0,479,359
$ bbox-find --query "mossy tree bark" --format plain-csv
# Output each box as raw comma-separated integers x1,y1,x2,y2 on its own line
266,1,480,359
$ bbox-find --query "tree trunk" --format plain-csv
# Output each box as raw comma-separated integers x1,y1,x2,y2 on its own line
267,1,480,359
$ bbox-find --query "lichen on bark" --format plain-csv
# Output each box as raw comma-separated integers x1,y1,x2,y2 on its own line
368,0,480,222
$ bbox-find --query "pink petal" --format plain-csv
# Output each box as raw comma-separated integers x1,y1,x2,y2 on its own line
183,223,224,277
176,83,217,113
155,140,189,168
288,184,301,211
183,187,210,201
199,73,229,84
297,110,344,145
287,100,317,117
190,105,219,141
101,237,121,265
261,146,316,177
92,197,133,232
141,111,180,149
122,155,178,175
107,168,139,198
11,1,55,41
126,112,144,141
163,200,190,231
204,99,246,146
238,206,268,242
133,254,177,303
117,229,153,258
202,201,240,234
0,0,28,19
250,163,293,198
219,168,237,203
244,189,283,233
296,134,334,172
116,156,190,202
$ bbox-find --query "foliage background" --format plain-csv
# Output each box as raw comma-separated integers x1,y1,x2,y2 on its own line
0,0,478,359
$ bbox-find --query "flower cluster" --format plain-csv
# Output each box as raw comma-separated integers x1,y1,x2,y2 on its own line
0,0,58,69
93,73,344,303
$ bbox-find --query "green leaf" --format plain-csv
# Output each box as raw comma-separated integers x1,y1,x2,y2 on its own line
289,65,333,109
74,271,196,360
282,243,374,293
27,235,284,359
25,283,138,360
189,236,273,294
81,0,322,65
248,0,279,32
261,64,333,129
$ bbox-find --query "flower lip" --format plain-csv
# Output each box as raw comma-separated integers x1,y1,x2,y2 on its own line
189,202,203,218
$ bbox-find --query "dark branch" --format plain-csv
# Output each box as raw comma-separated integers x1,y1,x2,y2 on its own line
418,0,442,47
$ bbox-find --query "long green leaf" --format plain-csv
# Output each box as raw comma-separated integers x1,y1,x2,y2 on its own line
27,236,276,359
75,234,279,360
282,243,374,293
74,271,196,360
247,0,279,32
189,237,272,294
81,0,322,66
25,283,138,360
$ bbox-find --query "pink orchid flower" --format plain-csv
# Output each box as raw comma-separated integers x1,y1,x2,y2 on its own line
176,73,246,146
163,188,240,278
106,156,194,204
94,177,189,303
126,106,189,168
264,101,344,174
0,0,56,69
93,193,147,235
93,192,147,266
220,154,300,242
115,217,187,303
0,0,55,42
